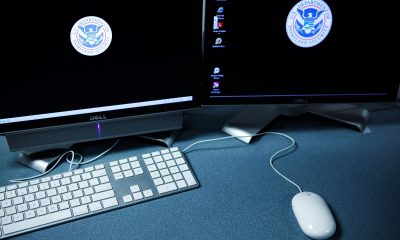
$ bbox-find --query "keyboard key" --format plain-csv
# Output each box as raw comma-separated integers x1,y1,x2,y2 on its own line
88,202,102,212
151,151,160,156
160,169,170,176
163,153,173,160
119,158,128,164
36,207,47,216
94,183,112,193
178,164,189,172
12,196,24,205
101,197,118,208
144,158,153,165
2,199,13,208
69,199,80,207
13,213,24,222
134,168,143,175
176,180,187,189
52,174,63,180
25,210,36,219
130,185,140,193
131,161,140,168
92,169,106,178
143,189,153,198
110,161,118,167
150,171,160,179
175,158,185,165
6,190,16,199
5,206,17,215
58,202,70,210
147,164,157,172
48,204,59,213
2,209,72,235
182,171,197,186
153,156,163,163
157,183,177,194
128,156,138,162
173,173,183,181
133,192,143,200
163,176,173,183
161,149,170,154
142,153,151,158
99,176,110,184
172,151,182,158
84,166,94,172
94,164,104,170
124,170,134,178
72,205,88,216
1,216,12,225
123,195,133,203
170,166,179,174
170,147,179,152
17,204,28,213
121,163,130,171
91,190,115,202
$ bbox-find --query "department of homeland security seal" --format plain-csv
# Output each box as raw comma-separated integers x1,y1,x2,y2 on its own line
286,0,332,48
70,16,112,56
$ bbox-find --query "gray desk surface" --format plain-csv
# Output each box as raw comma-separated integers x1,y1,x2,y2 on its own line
1,104,400,240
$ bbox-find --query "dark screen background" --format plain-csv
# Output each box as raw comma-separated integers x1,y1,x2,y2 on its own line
1,1,201,119
204,0,397,103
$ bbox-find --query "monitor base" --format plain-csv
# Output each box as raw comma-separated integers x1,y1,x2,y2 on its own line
139,130,180,148
222,104,370,143
17,148,71,173
16,130,180,173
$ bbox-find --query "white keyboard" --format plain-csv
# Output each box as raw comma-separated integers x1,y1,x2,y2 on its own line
0,147,199,239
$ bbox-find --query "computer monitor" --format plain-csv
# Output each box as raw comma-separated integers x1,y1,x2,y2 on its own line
0,1,203,155
202,0,397,141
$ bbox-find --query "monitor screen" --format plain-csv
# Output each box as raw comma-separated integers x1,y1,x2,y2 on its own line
0,1,202,134
203,0,397,104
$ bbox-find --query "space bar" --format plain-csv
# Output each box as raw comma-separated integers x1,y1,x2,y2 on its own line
3,209,72,235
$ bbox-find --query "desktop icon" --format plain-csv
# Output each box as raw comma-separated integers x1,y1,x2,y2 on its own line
213,16,219,30
213,67,221,74
217,7,224,14
213,81,220,89
215,38,223,45
218,21,223,29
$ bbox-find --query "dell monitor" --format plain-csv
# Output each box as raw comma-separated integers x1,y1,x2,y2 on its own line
0,1,203,161
202,0,397,141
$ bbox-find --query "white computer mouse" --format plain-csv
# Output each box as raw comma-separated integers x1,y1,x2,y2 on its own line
291,191,336,239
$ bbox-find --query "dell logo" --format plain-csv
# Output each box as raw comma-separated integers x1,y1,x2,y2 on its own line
293,98,308,104
90,115,107,121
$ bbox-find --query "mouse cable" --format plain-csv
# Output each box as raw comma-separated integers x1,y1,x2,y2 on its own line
9,139,120,183
182,131,303,193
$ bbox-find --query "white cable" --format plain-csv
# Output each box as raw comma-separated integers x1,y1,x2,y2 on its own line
182,131,302,193
9,151,79,183
9,139,120,183
66,139,120,166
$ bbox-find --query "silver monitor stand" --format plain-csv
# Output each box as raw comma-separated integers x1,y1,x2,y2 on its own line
223,104,370,143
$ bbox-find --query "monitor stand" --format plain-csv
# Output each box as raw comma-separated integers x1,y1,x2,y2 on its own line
138,130,181,148
16,131,179,173
222,104,370,143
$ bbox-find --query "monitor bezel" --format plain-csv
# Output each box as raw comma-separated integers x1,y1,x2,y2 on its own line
0,0,204,135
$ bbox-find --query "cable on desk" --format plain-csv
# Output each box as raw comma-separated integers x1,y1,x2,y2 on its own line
182,131,302,193
9,139,120,183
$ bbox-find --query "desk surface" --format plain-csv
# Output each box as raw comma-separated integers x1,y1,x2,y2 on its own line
1,104,400,240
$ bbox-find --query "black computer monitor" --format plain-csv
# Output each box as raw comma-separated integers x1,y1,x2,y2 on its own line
0,1,203,153
202,0,397,141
